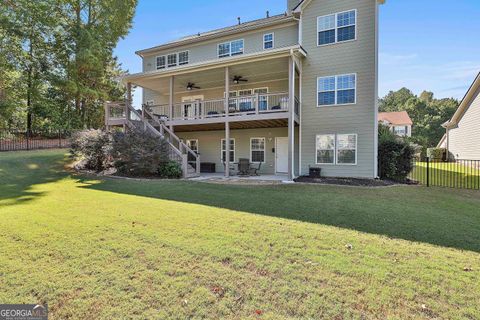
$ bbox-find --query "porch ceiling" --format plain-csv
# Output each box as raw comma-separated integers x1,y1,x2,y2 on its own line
172,118,299,132
133,57,289,95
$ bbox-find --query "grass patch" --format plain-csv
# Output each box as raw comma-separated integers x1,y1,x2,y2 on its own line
1,150,479,319
410,161,480,189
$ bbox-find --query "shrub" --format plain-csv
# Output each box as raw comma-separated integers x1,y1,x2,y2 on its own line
378,124,415,181
158,161,183,179
111,128,178,177
427,147,446,162
70,129,112,171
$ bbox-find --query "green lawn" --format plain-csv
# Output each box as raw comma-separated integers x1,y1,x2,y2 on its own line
1,150,479,319
409,161,480,189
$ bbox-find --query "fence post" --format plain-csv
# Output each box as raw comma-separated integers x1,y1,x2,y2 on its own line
426,156,430,187
26,131,30,151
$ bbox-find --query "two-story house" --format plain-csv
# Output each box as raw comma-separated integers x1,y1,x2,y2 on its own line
106,0,383,180
378,111,413,137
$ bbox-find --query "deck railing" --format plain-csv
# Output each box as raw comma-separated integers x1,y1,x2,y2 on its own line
148,92,290,121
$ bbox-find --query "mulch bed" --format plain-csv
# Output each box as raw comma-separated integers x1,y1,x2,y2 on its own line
294,176,413,187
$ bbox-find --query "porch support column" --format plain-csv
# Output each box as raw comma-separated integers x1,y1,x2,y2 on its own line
169,76,174,130
125,82,132,131
224,66,230,177
288,56,295,180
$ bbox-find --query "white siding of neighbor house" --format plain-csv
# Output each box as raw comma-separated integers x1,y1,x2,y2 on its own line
141,24,298,73
299,0,377,178
448,85,480,160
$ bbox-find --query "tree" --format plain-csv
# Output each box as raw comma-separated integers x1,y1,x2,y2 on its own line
379,88,458,148
1,0,58,131
0,0,137,130
53,0,137,128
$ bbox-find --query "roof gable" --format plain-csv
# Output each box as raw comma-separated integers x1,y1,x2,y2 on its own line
445,72,480,128
378,111,413,126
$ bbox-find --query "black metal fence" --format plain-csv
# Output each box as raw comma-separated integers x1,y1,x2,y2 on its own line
408,158,480,190
0,130,75,152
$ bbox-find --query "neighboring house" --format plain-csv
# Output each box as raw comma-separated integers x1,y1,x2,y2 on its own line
438,72,480,160
107,0,384,179
378,111,413,137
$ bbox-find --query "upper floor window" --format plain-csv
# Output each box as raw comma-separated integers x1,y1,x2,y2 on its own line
263,33,274,49
318,9,356,46
178,51,189,65
218,39,244,58
167,53,177,67
317,74,356,106
156,56,166,70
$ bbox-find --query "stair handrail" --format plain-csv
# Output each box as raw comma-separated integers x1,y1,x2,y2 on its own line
143,106,200,166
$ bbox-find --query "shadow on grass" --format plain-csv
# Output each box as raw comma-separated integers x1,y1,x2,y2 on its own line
0,150,69,207
77,176,480,253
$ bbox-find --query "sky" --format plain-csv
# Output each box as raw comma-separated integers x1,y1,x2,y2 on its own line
114,0,480,107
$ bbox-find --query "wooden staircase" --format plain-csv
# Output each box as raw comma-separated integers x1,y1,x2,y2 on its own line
105,101,200,178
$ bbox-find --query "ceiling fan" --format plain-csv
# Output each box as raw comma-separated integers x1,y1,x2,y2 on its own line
233,75,248,84
186,82,200,91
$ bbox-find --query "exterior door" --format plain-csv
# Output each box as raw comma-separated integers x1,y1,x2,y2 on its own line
275,137,288,174
182,95,204,118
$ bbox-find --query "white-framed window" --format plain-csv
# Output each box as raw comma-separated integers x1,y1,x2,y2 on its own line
336,134,357,165
156,56,166,70
317,73,356,106
315,133,357,165
250,138,265,163
178,51,189,65
263,33,274,50
316,134,336,164
318,9,356,46
221,138,235,162
393,126,407,136
218,39,244,58
167,53,177,67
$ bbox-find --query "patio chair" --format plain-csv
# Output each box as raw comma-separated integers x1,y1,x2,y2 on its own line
238,158,250,176
249,162,262,176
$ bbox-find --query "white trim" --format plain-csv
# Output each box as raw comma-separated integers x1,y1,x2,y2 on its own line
178,50,190,65
221,138,236,163
157,50,190,70
167,53,178,68
263,32,275,50
373,1,379,177
317,73,357,107
317,9,357,47
275,137,289,174
336,133,357,166
218,39,244,58
124,45,303,83
315,134,336,165
155,55,166,70
250,137,266,163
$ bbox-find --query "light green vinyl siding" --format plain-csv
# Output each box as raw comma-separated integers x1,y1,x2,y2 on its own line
300,0,377,178
142,24,298,72
176,127,299,175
